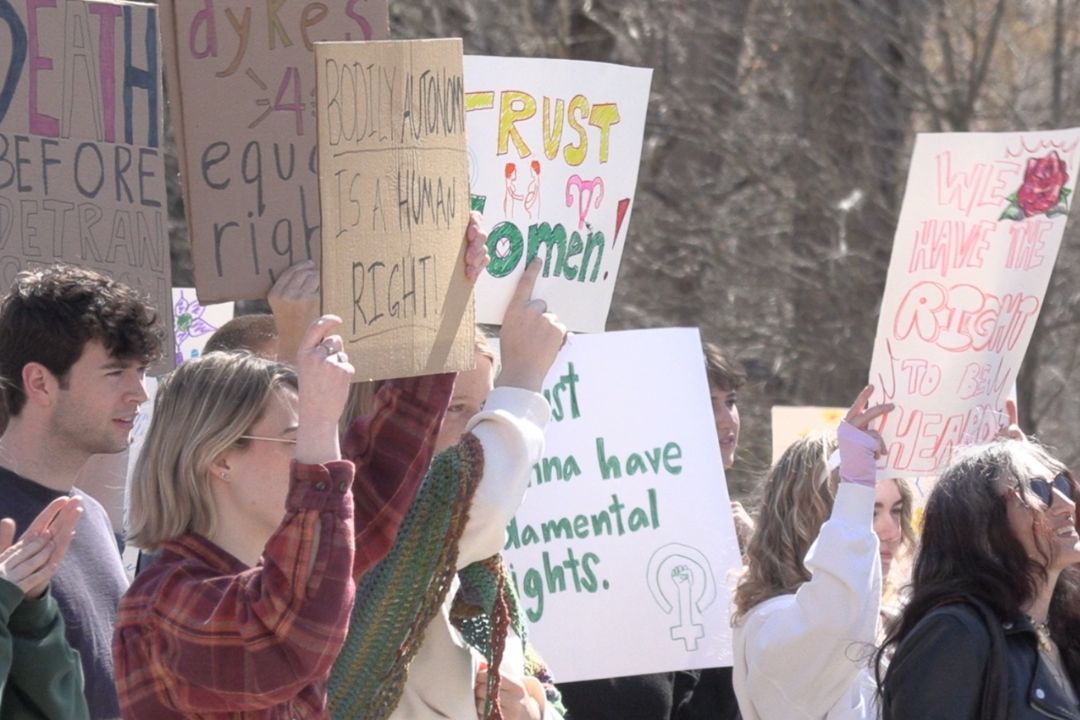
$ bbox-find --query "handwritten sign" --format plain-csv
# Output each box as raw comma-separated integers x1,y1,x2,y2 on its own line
770,406,846,464
172,287,233,365
0,0,173,365
464,57,652,332
496,329,740,679
315,39,474,381
870,129,1080,474
159,0,389,302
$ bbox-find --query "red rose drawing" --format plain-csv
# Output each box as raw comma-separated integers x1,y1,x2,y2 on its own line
1001,151,1072,221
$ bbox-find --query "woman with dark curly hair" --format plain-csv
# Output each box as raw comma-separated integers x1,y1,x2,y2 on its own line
877,439,1080,719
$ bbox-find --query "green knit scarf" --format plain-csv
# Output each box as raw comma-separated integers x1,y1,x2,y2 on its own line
327,434,565,720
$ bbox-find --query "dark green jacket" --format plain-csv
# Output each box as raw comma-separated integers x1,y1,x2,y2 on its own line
0,579,88,720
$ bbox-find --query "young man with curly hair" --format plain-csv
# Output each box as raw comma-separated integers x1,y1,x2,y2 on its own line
0,266,163,720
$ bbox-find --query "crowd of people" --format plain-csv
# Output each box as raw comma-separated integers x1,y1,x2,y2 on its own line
0,213,1078,720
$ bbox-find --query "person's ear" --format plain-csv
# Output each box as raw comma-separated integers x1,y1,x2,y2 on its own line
209,453,233,483
21,363,61,409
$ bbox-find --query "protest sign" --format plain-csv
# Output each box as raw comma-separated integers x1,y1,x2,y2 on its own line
172,287,233,365
464,57,652,332
315,39,474,381
770,406,846,464
0,0,173,365
159,0,389,302
496,328,740,679
869,128,1080,475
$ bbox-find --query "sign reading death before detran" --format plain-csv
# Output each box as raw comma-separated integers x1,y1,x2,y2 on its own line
869,128,1080,474
0,0,174,366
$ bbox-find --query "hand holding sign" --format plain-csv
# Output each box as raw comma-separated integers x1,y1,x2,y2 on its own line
295,315,354,464
496,260,568,392
464,212,492,282
268,261,321,366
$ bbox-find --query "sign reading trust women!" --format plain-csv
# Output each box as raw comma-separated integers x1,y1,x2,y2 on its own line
465,57,652,332
498,328,741,679
869,129,1080,475
159,0,389,303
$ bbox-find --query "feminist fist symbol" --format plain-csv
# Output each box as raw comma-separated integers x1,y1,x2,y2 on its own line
646,544,717,651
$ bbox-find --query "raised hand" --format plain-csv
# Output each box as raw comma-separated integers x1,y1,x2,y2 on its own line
838,385,893,487
294,315,354,464
464,212,491,282
268,260,321,365
0,496,83,599
495,260,568,392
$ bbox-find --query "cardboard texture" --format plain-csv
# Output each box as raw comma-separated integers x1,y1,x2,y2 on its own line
158,0,390,302
0,0,174,367
315,39,474,381
493,329,741,678
868,129,1080,475
464,56,653,332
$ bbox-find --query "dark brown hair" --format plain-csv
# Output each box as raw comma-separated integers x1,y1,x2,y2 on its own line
0,265,162,416
703,341,747,392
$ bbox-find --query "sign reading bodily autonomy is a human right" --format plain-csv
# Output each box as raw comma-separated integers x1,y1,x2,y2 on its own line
0,0,174,366
465,57,652,332
498,328,741,680
316,39,474,381
869,129,1080,474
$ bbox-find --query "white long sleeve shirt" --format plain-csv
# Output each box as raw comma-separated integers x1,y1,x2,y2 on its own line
391,386,561,720
732,482,882,720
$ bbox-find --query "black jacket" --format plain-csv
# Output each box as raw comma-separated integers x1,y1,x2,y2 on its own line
883,603,1080,720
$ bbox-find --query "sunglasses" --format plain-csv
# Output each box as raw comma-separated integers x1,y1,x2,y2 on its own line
1027,472,1076,508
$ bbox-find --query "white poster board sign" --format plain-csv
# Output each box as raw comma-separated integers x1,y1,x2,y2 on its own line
172,288,233,365
869,129,1080,475
464,57,652,332
499,328,740,680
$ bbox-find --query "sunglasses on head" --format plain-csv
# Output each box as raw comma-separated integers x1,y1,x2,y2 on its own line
1027,472,1076,507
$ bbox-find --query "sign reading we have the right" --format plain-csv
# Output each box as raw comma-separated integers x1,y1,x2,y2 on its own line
159,0,389,303
869,128,1080,475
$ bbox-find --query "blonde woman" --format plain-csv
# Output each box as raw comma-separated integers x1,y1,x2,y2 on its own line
731,386,907,720
114,316,356,718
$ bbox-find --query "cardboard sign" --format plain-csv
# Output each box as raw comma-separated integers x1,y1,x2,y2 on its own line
869,129,1080,475
159,0,389,302
0,0,173,365
315,39,474,381
172,287,233,365
770,406,846,464
464,57,652,332
497,329,741,679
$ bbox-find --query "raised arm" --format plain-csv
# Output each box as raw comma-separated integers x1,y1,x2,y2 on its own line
735,387,893,718
115,317,358,716
342,213,492,575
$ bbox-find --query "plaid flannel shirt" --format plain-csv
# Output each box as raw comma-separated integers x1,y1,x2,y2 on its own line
113,374,454,719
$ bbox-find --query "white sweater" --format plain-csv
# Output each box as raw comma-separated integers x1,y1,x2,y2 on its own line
390,386,561,720
732,482,882,720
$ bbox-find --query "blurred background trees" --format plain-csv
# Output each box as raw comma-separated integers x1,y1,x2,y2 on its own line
166,0,1080,501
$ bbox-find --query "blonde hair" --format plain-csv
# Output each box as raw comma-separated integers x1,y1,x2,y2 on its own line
734,433,840,618
126,352,297,552
337,330,497,435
